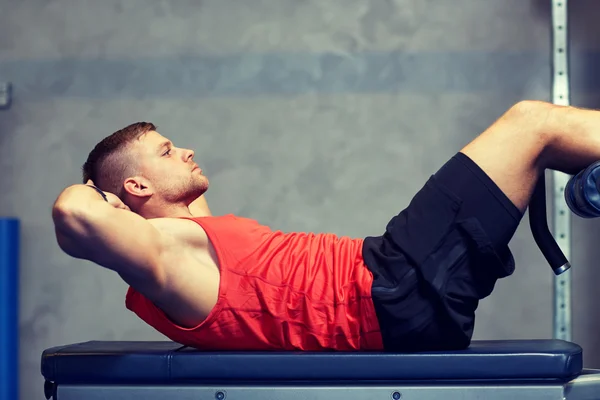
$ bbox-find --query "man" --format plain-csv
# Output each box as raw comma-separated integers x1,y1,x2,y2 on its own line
52,100,598,352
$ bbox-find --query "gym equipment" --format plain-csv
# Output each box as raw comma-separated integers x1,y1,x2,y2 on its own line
549,0,572,342
564,160,600,218
530,177,571,275
40,340,600,400
0,218,19,400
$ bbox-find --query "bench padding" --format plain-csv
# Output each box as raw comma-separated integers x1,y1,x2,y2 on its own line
41,339,583,384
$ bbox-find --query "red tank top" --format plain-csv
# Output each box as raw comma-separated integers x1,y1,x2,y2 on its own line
125,214,383,351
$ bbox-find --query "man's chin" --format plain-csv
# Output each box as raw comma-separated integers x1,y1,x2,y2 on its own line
199,176,209,191
192,180,209,197
199,179,209,193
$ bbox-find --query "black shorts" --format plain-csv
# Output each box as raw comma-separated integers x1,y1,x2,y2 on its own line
362,152,523,352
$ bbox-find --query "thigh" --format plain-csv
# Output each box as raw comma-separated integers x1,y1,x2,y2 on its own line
363,153,521,351
458,102,547,212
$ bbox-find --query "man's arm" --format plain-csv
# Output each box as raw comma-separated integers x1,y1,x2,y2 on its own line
52,184,166,289
188,194,212,217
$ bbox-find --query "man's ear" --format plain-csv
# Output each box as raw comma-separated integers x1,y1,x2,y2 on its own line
123,177,153,199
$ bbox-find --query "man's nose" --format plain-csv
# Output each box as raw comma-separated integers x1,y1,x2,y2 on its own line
184,149,195,161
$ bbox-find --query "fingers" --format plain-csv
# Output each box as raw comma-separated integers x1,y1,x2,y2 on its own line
113,200,130,211
83,180,130,211
110,200,130,211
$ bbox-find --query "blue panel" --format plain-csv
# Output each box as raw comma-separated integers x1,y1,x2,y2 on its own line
0,219,19,400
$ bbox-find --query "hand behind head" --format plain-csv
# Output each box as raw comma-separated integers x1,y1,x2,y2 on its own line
86,180,130,211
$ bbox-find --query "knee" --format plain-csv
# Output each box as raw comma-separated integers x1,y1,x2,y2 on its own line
505,100,554,122
502,100,559,143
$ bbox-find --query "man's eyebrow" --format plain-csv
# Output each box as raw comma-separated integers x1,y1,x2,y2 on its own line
157,141,173,152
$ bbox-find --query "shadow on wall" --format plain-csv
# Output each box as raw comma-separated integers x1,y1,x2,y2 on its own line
532,0,600,367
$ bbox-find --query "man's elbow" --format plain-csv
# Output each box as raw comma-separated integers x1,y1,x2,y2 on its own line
51,185,98,229
52,202,84,235
52,183,105,228
52,202,90,259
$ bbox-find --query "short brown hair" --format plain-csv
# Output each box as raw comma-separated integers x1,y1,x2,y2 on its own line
82,122,156,198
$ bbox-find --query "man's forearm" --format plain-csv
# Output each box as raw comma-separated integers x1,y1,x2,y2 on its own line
54,184,109,211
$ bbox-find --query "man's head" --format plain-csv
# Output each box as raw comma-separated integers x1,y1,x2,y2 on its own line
82,122,208,215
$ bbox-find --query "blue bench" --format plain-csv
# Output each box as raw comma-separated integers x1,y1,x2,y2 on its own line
41,339,600,400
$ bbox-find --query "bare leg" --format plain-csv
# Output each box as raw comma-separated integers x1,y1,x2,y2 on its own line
460,100,600,212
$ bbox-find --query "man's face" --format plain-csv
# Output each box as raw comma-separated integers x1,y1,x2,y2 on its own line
132,130,208,204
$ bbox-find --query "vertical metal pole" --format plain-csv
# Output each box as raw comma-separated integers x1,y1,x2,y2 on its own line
551,0,572,341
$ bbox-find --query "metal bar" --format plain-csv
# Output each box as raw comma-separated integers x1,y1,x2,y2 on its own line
56,384,568,400
551,0,572,341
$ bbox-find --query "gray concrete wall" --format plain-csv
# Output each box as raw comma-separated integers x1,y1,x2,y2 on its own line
1,1,599,398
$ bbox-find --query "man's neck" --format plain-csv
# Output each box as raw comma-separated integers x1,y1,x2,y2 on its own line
139,203,195,220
